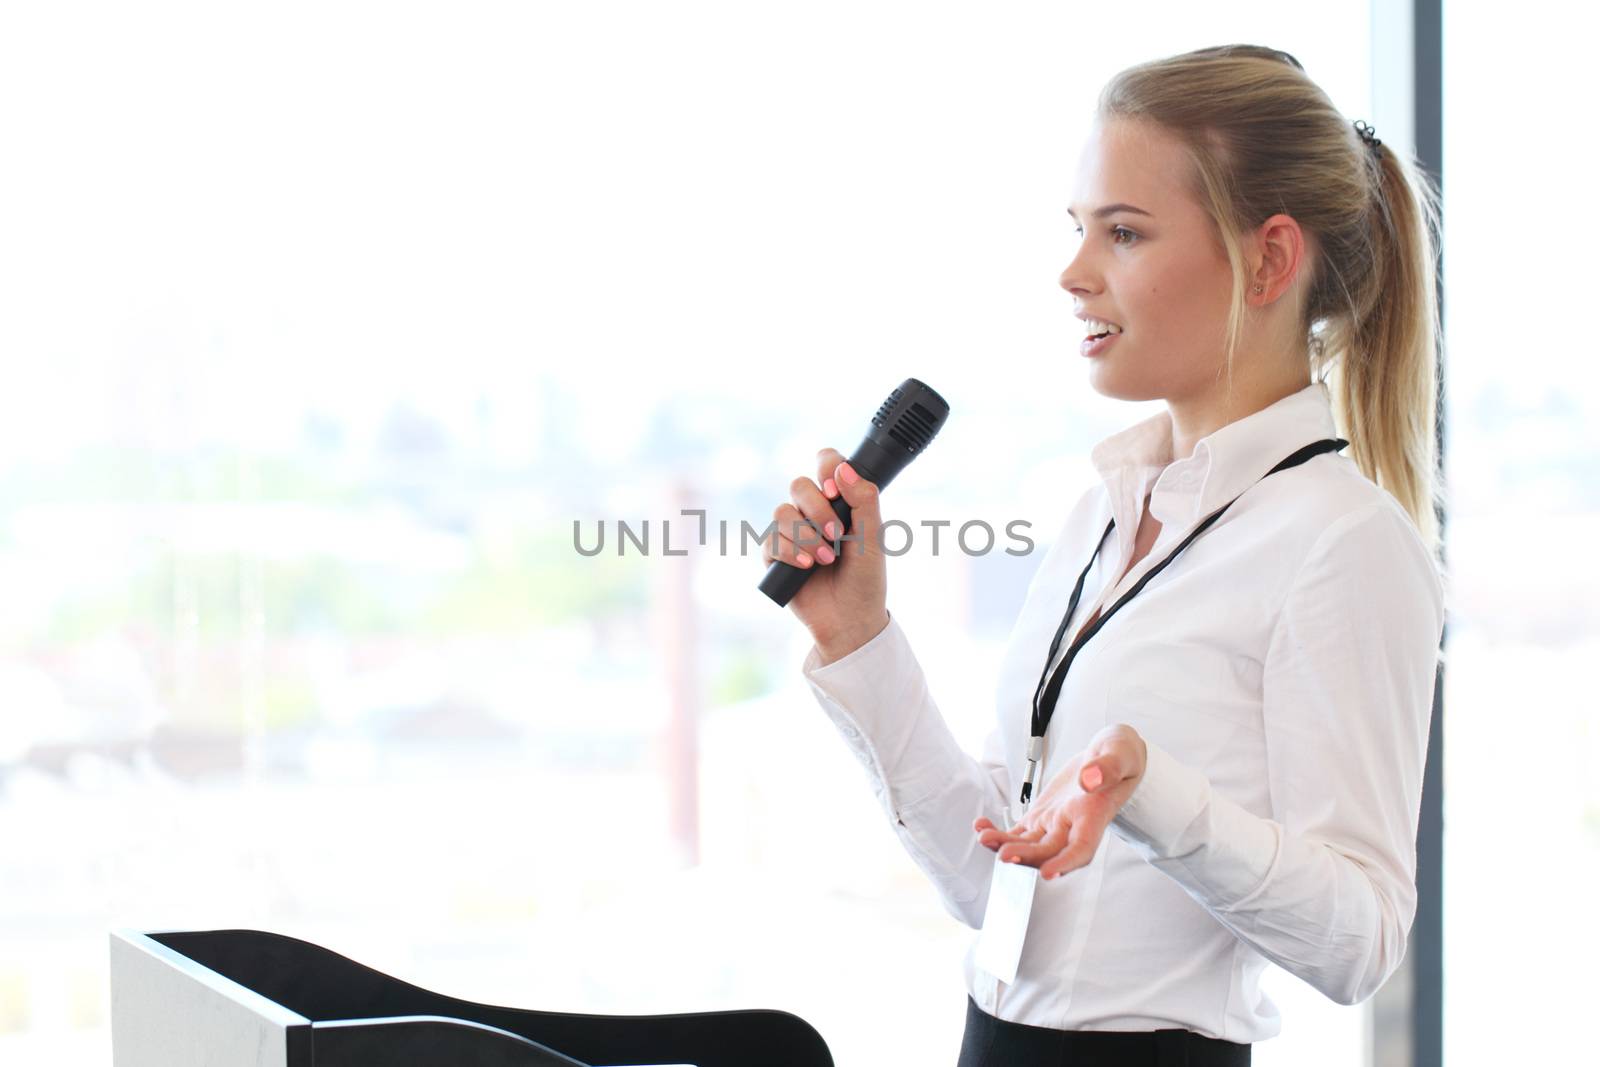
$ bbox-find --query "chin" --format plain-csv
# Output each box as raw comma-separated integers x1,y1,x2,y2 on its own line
1085,361,1172,405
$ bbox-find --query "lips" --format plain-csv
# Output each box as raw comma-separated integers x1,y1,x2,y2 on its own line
1075,312,1123,355
1081,332,1120,357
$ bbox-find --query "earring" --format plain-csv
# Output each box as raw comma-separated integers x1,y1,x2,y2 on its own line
1252,285,1264,294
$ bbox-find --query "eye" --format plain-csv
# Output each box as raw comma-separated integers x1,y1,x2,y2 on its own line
1111,225,1138,245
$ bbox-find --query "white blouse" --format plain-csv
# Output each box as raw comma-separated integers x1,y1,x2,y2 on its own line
799,381,1445,1043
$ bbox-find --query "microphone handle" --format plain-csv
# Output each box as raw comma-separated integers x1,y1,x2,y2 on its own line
757,460,881,608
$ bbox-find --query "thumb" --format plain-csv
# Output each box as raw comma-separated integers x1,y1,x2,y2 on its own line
1080,752,1124,792
1079,762,1105,792
833,461,883,558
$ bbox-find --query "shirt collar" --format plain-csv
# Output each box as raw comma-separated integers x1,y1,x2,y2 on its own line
1089,381,1339,535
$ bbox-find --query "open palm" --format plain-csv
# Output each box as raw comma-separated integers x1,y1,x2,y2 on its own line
972,724,1148,882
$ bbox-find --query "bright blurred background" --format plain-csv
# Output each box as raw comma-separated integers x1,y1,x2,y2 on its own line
0,2,1592,1064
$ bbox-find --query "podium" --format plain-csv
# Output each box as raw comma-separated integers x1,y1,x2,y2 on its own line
110,928,834,1066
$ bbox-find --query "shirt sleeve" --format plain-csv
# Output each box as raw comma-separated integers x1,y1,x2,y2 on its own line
801,611,1012,930
1107,502,1445,1006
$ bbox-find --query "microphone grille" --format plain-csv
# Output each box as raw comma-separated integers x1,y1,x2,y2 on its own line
871,388,902,430
871,380,949,453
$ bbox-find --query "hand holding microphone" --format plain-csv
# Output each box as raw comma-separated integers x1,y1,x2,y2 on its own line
758,378,949,663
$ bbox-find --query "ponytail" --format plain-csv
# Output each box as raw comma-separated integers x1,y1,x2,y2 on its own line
1326,141,1444,562
1100,45,1447,566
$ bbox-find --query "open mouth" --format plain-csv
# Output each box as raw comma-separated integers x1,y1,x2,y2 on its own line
1083,319,1124,342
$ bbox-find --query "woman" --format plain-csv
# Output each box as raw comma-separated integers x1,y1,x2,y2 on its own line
762,45,1447,1064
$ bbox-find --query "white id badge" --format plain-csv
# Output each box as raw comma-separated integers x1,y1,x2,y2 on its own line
973,818,1038,985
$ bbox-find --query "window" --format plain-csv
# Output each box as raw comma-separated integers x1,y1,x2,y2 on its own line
0,5,1386,1063
1440,3,1597,1063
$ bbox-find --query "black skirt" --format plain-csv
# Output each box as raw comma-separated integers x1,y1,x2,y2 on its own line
957,994,1252,1066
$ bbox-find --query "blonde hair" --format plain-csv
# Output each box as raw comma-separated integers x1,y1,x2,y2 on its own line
1099,44,1445,563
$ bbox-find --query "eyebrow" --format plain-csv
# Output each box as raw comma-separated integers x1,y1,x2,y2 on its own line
1066,202,1153,220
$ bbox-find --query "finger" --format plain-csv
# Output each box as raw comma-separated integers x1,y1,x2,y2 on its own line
975,825,1011,850
998,821,1068,866
816,447,849,499
1086,728,1143,786
1040,819,1105,881
974,818,1044,851
788,475,841,565
1080,760,1105,792
831,459,882,560
1081,743,1135,791
764,503,815,568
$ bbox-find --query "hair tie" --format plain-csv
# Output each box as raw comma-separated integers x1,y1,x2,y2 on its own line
1353,119,1382,151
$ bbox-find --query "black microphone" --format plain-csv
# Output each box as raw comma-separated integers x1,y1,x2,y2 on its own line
759,378,950,607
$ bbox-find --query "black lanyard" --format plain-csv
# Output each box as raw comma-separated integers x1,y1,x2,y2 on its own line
1017,436,1350,806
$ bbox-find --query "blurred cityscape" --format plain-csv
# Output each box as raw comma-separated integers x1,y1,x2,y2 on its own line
3,3,1598,1065
0,373,1058,1064
1,367,1597,1065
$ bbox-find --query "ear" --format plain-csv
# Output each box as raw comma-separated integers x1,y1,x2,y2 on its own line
1248,213,1307,303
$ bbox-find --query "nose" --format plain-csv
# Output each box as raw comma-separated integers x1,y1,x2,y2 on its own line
1058,233,1099,297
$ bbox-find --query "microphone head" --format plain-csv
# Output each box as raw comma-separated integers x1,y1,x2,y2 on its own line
758,377,948,608
854,378,950,488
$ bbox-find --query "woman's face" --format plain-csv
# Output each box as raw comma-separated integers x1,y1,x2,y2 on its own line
1059,117,1238,404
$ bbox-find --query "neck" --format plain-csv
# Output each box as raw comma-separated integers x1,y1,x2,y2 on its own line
1166,372,1313,463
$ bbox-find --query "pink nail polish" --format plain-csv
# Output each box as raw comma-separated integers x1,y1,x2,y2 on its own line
823,478,838,498
796,551,812,566
815,545,835,564
839,462,858,486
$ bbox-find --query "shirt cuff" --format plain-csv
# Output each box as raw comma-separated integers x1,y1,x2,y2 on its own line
798,610,944,809
800,611,903,717
1109,737,1211,860
799,609,995,922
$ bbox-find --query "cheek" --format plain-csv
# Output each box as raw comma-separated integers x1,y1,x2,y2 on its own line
1143,257,1228,332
